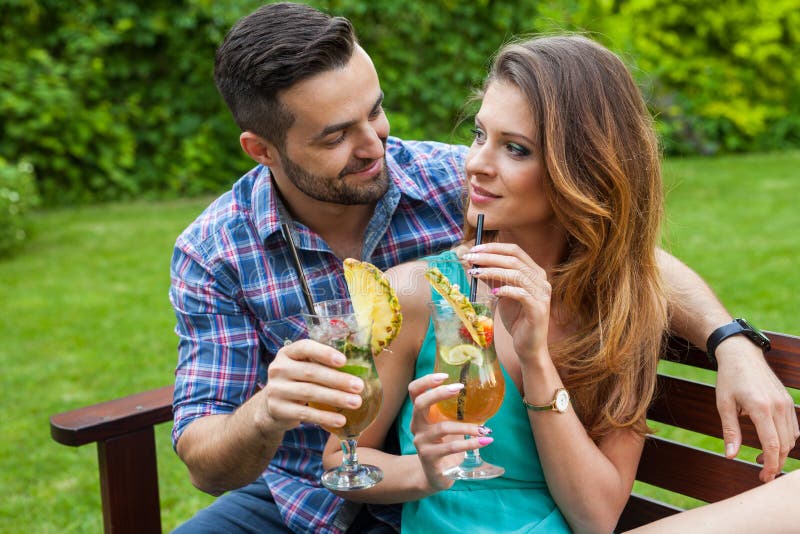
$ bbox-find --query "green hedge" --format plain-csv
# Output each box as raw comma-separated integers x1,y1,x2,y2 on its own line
0,157,39,257
1,0,798,208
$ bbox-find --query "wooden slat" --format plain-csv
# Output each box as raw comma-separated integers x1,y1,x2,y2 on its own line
763,331,800,389
665,332,800,389
616,493,683,532
637,435,762,502
98,427,162,533
50,385,174,446
649,374,800,460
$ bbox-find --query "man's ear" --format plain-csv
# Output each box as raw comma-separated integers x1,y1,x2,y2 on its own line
240,131,279,167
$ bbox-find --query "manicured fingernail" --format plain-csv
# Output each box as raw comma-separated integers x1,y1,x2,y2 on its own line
445,383,465,392
491,287,499,295
467,268,480,275
432,373,449,382
478,425,492,435
725,443,735,457
478,437,494,446
471,245,486,252
462,253,476,261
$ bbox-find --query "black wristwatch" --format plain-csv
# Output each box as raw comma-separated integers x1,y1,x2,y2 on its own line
706,318,771,364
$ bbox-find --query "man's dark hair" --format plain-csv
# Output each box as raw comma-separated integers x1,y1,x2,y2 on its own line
214,2,357,148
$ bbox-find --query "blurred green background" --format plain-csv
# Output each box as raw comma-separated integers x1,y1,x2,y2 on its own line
1,0,798,531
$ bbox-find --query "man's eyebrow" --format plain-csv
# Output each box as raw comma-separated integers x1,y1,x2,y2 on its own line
314,92,384,141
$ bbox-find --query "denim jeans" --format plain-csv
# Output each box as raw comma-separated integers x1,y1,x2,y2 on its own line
172,477,396,533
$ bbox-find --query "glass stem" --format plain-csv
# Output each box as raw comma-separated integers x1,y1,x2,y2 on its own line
339,439,360,473
462,436,483,468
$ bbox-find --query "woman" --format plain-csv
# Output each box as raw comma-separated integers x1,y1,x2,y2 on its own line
322,35,796,533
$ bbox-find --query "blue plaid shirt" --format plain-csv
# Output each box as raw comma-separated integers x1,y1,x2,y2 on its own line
170,137,466,533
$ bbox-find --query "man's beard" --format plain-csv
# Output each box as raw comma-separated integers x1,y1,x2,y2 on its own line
279,150,390,206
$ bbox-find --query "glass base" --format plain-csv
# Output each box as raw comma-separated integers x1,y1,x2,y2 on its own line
321,463,384,491
443,461,505,480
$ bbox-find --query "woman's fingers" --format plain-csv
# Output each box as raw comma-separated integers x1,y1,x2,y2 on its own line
408,373,450,402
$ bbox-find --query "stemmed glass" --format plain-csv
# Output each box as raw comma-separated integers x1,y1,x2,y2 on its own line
428,296,505,479
302,299,384,490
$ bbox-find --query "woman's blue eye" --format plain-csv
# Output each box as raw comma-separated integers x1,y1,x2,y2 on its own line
471,128,485,142
507,143,530,157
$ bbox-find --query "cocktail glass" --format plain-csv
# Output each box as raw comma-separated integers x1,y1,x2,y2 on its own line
303,299,384,491
428,296,505,480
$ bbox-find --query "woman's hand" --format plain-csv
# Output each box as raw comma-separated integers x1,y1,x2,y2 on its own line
462,243,551,364
408,373,493,492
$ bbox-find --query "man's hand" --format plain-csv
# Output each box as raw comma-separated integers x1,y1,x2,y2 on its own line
177,339,366,494
715,336,799,482
260,339,365,434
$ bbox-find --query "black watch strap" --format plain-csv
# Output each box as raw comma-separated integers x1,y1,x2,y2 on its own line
706,318,771,364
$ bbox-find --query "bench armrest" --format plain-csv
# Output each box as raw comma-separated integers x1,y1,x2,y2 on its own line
50,385,175,534
50,385,174,446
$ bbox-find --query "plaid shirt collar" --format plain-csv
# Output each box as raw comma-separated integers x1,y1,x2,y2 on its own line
253,146,427,249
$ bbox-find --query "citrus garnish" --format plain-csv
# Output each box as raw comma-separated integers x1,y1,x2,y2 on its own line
424,266,488,347
339,363,373,380
343,258,402,355
443,344,484,366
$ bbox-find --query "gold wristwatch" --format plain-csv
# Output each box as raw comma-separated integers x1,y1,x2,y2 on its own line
523,388,570,413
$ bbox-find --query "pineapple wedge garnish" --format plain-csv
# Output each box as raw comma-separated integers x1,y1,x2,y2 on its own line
343,258,402,355
424,266,488,347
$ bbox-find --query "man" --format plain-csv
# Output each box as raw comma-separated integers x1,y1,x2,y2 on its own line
170,3,798,532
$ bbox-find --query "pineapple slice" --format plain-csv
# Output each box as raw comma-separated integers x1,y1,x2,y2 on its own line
343,258,403,355
424,266,488,347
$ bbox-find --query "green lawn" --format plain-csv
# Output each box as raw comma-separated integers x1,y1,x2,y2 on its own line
1,151,798,532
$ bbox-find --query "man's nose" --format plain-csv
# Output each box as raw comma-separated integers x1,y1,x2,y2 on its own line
355,116,389,160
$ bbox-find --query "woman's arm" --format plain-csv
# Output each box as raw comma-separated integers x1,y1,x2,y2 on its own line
520,359,643,534
466,242,643,533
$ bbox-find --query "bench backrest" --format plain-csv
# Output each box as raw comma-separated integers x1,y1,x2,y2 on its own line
617,331,800,530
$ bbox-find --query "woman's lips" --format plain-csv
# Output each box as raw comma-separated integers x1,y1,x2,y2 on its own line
470,184,501,204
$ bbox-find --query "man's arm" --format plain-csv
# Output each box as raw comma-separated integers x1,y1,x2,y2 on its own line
170,244,364,494
658,249,799,482
176,340,363,494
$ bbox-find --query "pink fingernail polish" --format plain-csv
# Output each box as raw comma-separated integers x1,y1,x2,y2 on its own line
446,383,465,392
491,287,499,295
432,373,449,381
478,437,494,446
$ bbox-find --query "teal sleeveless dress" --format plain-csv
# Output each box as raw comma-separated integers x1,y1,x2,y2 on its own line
398,250,571,533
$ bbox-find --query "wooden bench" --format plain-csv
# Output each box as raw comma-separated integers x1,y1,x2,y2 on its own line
50,332,800,533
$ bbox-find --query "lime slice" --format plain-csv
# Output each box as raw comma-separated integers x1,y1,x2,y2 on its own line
340,363,372,380
442,344,484,366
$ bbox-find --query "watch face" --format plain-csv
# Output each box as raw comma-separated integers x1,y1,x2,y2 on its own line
554,389,570,412
737,318,772,350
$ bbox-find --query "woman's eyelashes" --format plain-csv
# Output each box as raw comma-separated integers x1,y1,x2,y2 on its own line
506,142,529,157
472,124,532,158
470,127,486,144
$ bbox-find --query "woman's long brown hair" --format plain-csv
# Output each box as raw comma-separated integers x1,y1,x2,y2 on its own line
464,35,668,440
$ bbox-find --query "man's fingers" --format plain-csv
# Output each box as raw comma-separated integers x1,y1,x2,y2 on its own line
717,398,742,459
281,338,346,367
751,413,781,482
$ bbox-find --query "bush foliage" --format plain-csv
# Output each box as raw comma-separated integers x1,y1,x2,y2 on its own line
1,0,798,207
0,157,39,257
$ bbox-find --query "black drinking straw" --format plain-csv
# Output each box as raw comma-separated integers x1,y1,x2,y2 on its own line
280,222,317,314
468,213,484,303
